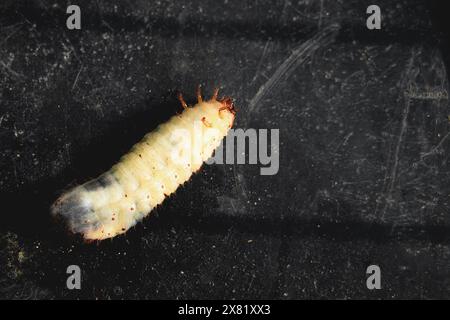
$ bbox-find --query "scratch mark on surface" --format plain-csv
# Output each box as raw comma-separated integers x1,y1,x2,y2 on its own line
318,0,324,29
0,23,23,46
252,40,271,83
380,48,421,220
420,132,450,158
12,161,19,188
71,65,83,91
245,24,340,120
0,61,24,79
334,132,353,152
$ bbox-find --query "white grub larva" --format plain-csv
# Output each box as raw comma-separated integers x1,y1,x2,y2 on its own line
52,87,236,241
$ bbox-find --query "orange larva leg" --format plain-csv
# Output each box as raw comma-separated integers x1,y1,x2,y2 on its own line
196,85,203,103
211,88,219,101
177,92,188,109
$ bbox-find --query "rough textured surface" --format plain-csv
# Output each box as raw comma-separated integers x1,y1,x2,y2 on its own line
0,0,449,299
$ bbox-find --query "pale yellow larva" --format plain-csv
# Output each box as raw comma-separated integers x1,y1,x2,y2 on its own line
52,87,235,241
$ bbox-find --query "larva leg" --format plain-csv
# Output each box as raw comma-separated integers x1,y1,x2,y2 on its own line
196,85,203,103
52,87,236,241
211,88,219,101
177,92,188,109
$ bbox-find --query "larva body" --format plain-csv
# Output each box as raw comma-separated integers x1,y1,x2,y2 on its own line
52,88,235,240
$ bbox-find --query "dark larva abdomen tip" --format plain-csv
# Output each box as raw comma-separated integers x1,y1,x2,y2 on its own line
51,187,99,235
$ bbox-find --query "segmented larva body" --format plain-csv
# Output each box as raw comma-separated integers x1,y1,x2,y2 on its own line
52,87,235,241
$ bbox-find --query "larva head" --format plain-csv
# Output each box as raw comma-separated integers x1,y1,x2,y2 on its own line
196,97,235,135
185,87,236,129
219,97,236,117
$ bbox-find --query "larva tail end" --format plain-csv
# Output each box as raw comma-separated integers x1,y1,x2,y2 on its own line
51,188,100,241
50,204,81,241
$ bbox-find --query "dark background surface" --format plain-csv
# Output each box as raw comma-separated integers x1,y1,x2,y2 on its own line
0,0,449,299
